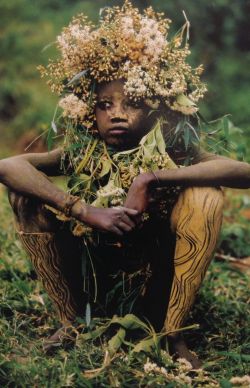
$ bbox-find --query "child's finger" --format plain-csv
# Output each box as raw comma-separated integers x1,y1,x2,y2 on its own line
120,213,136,228
118,220,133,232
111,226,123,236
123,207,139,216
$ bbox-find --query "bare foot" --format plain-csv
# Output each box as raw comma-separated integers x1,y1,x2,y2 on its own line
167,334,202,370
43,323,80,353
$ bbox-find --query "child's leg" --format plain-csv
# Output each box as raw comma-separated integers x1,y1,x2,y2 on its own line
9,191,84,325
165,187,224,365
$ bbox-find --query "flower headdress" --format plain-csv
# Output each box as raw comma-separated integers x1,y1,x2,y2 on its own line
39,0,206,131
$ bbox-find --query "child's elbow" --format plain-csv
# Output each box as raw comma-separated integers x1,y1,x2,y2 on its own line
0,159,6,181
0,157,21,183
239,161,250,188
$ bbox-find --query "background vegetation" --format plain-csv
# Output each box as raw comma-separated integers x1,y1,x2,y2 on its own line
0,0,250,157
0,188,249,387
0,1,249,386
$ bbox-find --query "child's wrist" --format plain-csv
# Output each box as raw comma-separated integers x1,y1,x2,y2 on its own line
69,197,88,221
61,195,81,217
150,171,160,187
134,172,159,190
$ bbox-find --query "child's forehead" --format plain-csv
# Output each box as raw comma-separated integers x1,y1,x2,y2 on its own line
97,79,126,98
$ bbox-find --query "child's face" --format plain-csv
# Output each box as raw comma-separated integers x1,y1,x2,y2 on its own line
95,80,149,149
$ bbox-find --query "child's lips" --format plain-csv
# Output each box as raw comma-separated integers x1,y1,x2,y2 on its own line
109,125,128,135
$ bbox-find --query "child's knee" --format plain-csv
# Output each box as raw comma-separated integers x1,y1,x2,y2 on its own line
171,187,224,232
193,187,224,219
189,186,224,211
8,190,59,232
8,190,32,217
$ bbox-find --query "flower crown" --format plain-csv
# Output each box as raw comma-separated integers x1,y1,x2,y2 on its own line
39,0,206,130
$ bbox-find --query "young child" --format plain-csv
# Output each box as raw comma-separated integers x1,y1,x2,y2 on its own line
0,2,249,368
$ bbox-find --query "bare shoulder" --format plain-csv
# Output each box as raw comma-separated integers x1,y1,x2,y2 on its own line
1,148,63,176
192,148,232,164
192,148,250,172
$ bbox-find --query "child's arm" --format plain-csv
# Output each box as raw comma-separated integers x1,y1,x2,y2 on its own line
125,156,250,213
0,151,138,235
152,158,250,188
0,149,68,209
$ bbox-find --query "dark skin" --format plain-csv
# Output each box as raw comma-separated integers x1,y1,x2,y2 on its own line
0,80,249,232
95,80,151,150
0,149,138,236
0,80,250,367
93,80,250,213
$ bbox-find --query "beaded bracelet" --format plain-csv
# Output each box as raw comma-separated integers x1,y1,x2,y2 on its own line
63,195,82,217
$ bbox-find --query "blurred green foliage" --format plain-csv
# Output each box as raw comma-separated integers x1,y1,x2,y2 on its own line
0,0,249,158
220,191,250,257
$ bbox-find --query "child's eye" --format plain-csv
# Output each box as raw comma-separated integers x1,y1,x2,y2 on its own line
97,100,112,110
126,100,144,109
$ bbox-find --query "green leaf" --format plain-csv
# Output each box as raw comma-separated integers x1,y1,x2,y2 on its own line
75,139,98,174
79,324,109,341
66,143,83,151
154,120,166,154
217,351,250,361
219,379,232,388
46,127,54,151
175,120,184,135
176,94,197,107
223,116,229,139
140,124,158,162
110,314,149,331
132,335,161,354
112,139,140,158
183,125,190,150
108,327,126,357
96,158,112,179
186,122,200,142
68,174,91,194
79,173,92,183
197,111,209,125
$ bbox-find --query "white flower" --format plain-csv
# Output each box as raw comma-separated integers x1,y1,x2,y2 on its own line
59,94,88,119
124,66,155,99
58,24,92,46
140,17,159,32
143,360,169,378
174,373,192,385
120,16,135,38
230,375,250,386
144,361,158,374
98,186,125,198
137,17,166,63
176,357,193,371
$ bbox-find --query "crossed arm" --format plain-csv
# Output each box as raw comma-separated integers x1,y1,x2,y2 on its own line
0,149,138,235
0,148,249,235
125,150,250,212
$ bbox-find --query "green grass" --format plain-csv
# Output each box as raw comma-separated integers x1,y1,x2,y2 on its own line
0,186,249,387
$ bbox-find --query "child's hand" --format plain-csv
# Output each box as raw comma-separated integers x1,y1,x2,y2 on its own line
124,172,156,214
73,202,139,236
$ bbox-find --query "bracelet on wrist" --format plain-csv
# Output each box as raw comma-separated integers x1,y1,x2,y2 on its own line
151,170,160,186
63,195,81,217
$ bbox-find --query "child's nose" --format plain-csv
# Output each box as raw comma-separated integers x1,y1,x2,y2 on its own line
110,103,127,120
